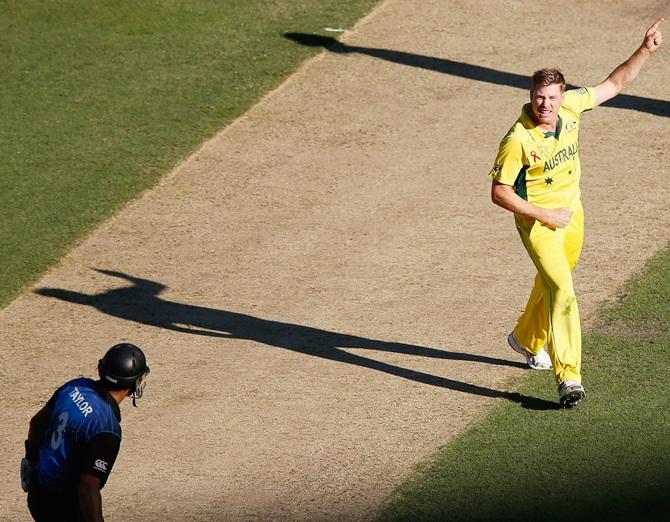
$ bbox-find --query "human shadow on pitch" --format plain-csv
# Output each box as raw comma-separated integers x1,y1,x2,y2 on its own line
283,33,670,118
35,269,557,410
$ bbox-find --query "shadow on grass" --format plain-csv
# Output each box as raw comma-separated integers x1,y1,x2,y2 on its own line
35,268,557,410
378,321,670,519
283,33,670,118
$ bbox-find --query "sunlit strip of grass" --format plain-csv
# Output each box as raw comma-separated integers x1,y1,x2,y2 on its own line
378,245,670,522
0,0,379,307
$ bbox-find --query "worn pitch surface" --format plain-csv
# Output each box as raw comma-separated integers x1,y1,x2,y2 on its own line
1,1,668,520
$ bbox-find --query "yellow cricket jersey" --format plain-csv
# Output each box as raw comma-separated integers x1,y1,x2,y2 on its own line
489,87,596,209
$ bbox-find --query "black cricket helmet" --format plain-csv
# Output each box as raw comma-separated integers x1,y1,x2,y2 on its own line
98,343,150,405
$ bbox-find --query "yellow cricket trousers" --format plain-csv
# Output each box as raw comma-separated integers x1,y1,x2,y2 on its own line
514,201,584,384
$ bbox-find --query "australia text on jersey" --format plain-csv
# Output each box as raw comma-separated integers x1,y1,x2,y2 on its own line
543,143,578,172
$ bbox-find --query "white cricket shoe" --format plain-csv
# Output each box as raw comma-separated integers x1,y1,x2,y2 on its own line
507,331,552,370
558,380,585,408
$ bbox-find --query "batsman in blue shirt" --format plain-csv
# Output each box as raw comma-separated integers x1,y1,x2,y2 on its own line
22,343,150,522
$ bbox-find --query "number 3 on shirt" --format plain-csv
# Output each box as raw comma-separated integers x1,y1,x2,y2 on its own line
50,411,69,450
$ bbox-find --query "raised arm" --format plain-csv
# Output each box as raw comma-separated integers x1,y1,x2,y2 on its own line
594,18,664,106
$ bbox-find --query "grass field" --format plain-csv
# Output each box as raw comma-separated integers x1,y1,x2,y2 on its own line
378,247,670,521
0,0,379,308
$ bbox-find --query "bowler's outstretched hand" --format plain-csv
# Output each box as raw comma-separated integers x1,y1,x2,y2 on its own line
643,17,664,53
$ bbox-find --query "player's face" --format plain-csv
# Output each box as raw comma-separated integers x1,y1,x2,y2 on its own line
530,83,565,128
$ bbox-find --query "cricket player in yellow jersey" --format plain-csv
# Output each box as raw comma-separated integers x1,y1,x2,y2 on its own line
490,18,664,407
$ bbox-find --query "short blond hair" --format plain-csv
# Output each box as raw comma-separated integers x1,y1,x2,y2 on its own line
531,68,566,91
